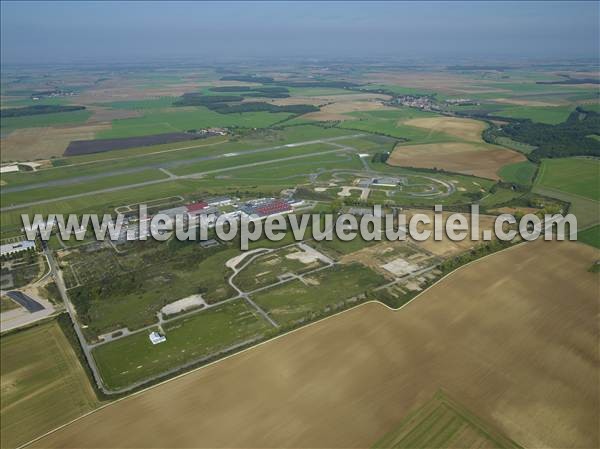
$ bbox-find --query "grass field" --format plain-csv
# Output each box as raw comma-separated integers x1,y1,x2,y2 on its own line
0,320,98,449
498,160,538,185
535,158,600,201
373,391,522,448
337,108,455,143
101,97,176,110
0,109,92,134
577,224,600,249
92,299,272,390
31,241,599,449
95,107,291,139
1,169,169,205
494,105,574,124
250,263,385,326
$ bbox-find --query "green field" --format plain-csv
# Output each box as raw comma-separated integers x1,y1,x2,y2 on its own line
1,109,92,134
1,169,169,205
0,321,99,449
92,299,272,390
577,224,600,249
250,263,385,326
498,160,537,185
96,107,292,139
535,158,600,201
480,187,525,208
373,391,522,448
101,97,177,110
494,105,574,124
336,109,456,143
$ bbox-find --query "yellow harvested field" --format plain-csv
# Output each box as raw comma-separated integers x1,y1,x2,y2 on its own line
0,123,110,162
388,142,526,180
31,241,599,449
403,116,487,142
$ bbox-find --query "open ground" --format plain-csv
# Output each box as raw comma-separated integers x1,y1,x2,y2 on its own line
388,142,526,180
29,240,599,449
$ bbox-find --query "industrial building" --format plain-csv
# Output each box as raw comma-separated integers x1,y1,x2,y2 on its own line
0,240,36,257
240,198,293,218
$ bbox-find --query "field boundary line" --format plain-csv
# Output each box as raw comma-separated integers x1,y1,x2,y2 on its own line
19,239,527,449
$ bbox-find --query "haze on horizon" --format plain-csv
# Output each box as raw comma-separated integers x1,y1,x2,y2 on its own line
1,0,599,65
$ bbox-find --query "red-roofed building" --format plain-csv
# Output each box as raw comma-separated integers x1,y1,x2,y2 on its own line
186,201,209,214
254,200,292,217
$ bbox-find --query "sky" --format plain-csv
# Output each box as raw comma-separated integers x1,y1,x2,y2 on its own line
1,1,598,64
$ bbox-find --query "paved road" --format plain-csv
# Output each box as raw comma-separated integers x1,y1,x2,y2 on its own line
41,240,108,393
1,137,363,212
2,134,364,195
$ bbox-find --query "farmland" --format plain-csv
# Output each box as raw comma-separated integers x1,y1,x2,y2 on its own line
388,142,525,180
2,57,599,449
0,320,99,449
499,160,537,185
373,391,522,448
535,157,600,201
95,107,292,139
30,241,599,449
493,105,575,124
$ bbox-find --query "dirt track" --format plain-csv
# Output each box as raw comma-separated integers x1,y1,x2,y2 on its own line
30,241,599,449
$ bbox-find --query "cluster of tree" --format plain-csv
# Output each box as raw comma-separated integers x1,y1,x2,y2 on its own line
173,93,244,106
173,92,318,114
211,86,289,94
0,104,85,118
536,77,599,85
491,108,600,161
208,86,290,98
209,102,318,114
371,152,390,163
220,75,275,83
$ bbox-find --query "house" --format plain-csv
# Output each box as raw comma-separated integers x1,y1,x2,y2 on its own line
149,331,166,345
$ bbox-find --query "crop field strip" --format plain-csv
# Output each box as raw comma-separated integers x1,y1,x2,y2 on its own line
0,321,99,449
29,241,599,449
373,391,523,448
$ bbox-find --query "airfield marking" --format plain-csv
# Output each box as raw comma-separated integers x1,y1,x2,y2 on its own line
0,135,364,211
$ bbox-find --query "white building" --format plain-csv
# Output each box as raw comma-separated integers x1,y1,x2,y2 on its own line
0,165,19,174
0,240,36,257
206,196,233,207
149,331,166,345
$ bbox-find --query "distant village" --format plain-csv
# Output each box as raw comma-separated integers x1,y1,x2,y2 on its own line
389,95,478,111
